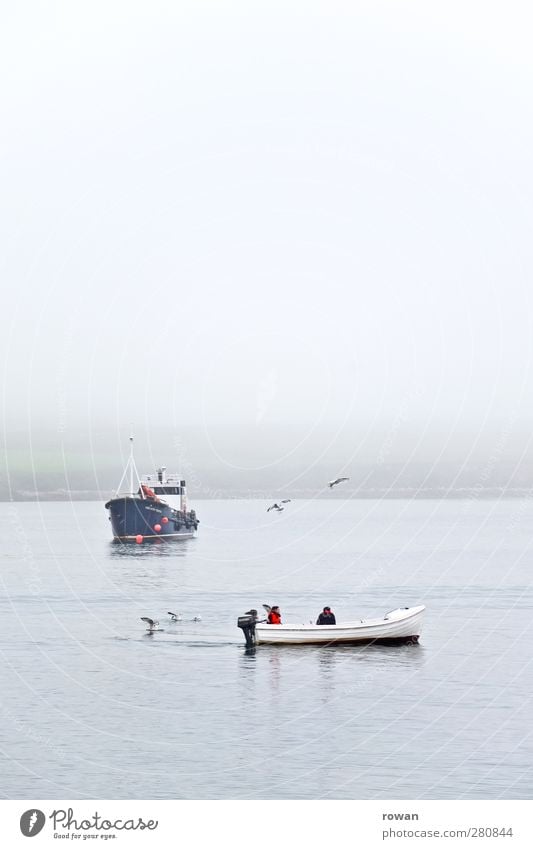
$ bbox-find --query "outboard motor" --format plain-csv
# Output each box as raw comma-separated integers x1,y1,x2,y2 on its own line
237,609,258,648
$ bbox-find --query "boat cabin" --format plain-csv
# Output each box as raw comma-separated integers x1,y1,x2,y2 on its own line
141,467,186,497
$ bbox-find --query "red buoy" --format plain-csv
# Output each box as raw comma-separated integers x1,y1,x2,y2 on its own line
135,534,143,544
161,516,169,524
154,524,162,533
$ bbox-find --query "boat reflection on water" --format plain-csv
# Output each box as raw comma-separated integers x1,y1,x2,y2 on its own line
244,640,424,662
109,538,192,558
238,638,425,708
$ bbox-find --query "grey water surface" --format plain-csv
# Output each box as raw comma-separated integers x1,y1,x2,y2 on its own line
0,498,531,799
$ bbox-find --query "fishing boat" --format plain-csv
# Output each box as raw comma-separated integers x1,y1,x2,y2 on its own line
105,437,199,542
237,605,425,647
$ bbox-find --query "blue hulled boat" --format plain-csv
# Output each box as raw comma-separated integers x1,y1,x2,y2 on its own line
105,438,199,542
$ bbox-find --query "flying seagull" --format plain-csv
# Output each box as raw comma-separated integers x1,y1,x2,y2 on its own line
167,611,182,622
258,603,272,623
328,477,349,489
267,499,291,512
141,617,160,632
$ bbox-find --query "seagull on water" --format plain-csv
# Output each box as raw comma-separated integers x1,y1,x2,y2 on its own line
267,499,291,512
141,617,161,632
328,477,349,489
168,611,201,622
167,611,182,622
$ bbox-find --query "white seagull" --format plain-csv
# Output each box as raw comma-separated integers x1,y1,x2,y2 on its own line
141,617,161,632
267,499,291,512
167,611,182,622
328,477,349,489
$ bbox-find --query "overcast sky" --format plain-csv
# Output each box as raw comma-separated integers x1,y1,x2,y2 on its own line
2,1,533,486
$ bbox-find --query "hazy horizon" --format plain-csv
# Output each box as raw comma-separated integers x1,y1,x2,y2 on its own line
1,422,532,500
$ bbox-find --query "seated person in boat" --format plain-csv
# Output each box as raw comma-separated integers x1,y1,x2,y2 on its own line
316,606,336,625
267,606,282,625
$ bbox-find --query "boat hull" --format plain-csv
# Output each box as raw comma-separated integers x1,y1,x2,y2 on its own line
105,496,198,541
254,606,425,645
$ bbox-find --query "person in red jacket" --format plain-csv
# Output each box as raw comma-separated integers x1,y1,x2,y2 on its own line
267,606,282,625
139,484,160,502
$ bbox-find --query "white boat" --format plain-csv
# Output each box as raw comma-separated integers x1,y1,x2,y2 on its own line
238,605,425,646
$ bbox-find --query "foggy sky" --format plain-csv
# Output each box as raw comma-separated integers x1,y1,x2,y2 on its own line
1,2,533,495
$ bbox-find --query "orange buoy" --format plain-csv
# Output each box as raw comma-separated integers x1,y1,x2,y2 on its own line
161,516,169,524
154,524,162,533
135,535,143,544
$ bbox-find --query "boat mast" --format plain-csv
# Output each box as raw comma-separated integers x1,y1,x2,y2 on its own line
129,435,134,495
114,434,143,496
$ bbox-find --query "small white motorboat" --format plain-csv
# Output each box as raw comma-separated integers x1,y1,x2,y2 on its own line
237,606,425,647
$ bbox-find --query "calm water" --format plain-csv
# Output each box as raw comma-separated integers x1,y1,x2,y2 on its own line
0,498,532,800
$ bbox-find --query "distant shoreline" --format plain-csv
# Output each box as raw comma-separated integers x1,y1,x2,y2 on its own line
1,489,531,503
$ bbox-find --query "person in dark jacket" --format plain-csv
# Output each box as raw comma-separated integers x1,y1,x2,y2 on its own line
267,606,282,625
316,606,336,625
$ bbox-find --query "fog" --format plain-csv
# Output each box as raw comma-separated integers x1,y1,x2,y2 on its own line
1,2,533,497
